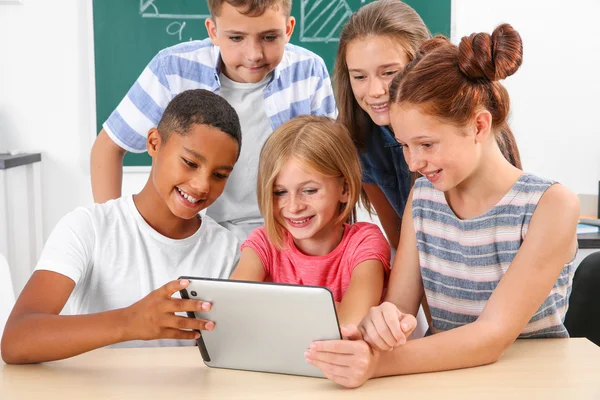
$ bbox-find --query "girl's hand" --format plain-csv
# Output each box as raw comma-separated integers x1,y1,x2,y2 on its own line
121,279,214,341
305,325,380,388
358,302,417,351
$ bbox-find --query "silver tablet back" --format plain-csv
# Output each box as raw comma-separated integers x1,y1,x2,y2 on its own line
181,277,341,378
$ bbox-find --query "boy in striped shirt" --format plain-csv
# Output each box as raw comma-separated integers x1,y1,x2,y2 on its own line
91,0,336,241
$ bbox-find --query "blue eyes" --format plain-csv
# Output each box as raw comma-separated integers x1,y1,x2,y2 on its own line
273,189,318,196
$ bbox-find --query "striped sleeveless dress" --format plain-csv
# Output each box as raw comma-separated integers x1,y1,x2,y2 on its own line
412,173,574,338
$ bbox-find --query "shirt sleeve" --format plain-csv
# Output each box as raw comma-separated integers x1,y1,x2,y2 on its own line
347,223,391,276
34,208,96,285
102,50,173,153
240,227,273,277
359,152,376,184
309,57,338,119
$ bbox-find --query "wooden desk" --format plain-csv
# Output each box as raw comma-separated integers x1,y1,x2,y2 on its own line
1,339,599,399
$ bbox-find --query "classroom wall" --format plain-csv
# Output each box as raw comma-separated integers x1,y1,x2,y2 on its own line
452,0,600,203
0,0,599,246
0,0,95,239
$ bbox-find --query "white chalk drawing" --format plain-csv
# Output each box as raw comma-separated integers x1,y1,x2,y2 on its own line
140,0,209,20
140,0,363,43
299,0,353,43
140,0,209,41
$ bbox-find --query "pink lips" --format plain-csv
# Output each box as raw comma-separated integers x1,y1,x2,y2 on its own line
422,170,442,183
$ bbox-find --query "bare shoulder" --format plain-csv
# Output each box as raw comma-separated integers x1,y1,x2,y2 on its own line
535,183,579,220
526,183,579,259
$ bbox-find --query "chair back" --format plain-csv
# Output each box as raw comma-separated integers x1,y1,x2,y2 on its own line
565,251,600,346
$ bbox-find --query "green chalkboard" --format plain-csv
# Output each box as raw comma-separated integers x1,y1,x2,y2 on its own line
93,0,450,167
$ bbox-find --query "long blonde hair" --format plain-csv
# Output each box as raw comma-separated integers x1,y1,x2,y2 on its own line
257,116,362,249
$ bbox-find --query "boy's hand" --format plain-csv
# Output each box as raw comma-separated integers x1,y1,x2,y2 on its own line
358,302,417,351
121,279,214,341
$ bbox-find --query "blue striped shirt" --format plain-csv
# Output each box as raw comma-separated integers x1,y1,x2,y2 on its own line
413,173,574,338
103,38,337,153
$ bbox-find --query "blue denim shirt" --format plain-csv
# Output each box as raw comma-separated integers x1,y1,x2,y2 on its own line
359,125,411,218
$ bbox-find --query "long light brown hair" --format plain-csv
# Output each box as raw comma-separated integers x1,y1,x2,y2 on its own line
257,116,362,249
389,24,523,168
334,0,431,150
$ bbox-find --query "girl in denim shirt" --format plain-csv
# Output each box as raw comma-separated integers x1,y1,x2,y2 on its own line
333,0,430,249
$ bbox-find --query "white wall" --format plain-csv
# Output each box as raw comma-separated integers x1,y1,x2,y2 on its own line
0,0,599,248
0,0,96,239
452,0,600,197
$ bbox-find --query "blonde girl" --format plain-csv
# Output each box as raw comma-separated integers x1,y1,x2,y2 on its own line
231,115,391,326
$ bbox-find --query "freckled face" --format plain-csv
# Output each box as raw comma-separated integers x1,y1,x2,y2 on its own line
273,158,348,246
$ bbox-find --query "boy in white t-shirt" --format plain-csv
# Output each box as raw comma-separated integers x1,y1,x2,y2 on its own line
1,90,242,364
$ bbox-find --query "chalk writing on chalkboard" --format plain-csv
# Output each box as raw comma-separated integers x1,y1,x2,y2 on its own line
299,0,352,43
139,0,358,43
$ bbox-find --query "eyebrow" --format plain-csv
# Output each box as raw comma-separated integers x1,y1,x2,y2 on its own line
183,147,234,171
223,29,283,35
274,180,319,188
348,63,404,73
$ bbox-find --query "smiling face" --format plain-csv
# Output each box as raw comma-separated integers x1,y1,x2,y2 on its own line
205,2,295,83
389,105,482,192
148,123,239,220
273,158,349,248
346,35,410,127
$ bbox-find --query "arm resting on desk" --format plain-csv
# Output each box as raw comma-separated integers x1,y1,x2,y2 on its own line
307,184,579,387
1,272,214,364
1,271,129,364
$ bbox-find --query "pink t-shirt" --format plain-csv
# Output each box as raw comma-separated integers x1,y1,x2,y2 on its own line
241,222,391,302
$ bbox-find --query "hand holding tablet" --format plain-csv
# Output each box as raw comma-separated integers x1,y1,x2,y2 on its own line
180,277,341,378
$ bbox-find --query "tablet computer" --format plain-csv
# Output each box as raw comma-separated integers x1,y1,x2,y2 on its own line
179,276,341,378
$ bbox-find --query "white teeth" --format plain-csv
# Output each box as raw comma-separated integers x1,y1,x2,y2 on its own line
177,188,200,204
290,217,310,224
371,104,387,110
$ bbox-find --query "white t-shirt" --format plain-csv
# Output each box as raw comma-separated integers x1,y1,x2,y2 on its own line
35,196,240,348
205,72,273,241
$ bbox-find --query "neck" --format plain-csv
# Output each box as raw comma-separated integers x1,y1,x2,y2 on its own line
446,141,522,219
292,223,345,257
133,179,201,240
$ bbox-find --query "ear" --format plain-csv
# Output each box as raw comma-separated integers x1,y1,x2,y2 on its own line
205,17,218,44
284,16,296,43
473,110,492,144
340,180,350,203
147,128,162,157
